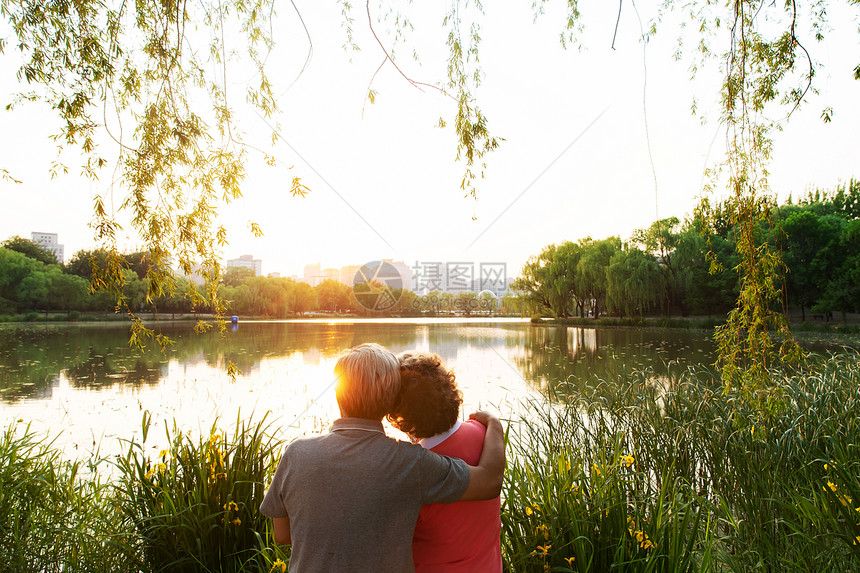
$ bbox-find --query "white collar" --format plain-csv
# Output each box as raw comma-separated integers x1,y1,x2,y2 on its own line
417,419,461,450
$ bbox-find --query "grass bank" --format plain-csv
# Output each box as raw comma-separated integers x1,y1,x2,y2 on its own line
2,353,859,571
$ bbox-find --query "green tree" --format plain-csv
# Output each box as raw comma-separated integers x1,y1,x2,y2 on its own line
478,290,498,315
0,247,40,310
815,219,860,320
292,281,317,316
632,217,681,316
672,223,737,317
65,249,110,280
605,247,661,318
314,279,351,313
512,252,556,317
575,237,620,318
124,251,154,281
46,270,89,313
16,269,49,311
1,235,57,265
777,209,843,321
222,266,255,288
512,242,584,318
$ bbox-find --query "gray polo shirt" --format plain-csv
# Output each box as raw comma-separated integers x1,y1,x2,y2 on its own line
260,417,471,572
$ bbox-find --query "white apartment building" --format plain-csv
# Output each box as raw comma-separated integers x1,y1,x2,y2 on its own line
302,262,324,286
340,265,361,286
227,254,262,276
31,232,64,264
383,259,413,292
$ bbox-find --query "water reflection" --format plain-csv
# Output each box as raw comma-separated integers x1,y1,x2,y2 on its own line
0,320,721,460
507,325,716,393
0,321,721,402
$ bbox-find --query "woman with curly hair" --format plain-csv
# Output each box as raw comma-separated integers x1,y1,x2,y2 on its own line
388,351,502,573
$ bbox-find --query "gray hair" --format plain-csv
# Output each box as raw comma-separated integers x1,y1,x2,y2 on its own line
334,343,401,419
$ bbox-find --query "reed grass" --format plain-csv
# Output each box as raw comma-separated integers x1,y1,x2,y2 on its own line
112,412,289,572
0,423,130,572
501,351,860,571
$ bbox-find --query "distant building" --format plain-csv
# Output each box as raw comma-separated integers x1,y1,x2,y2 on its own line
227,254,262,276
302,262,324,287
31,232,64,264
409,261,510,296
340,264,361,286
322,268,340,282
383,259,413,292
185,263,207,286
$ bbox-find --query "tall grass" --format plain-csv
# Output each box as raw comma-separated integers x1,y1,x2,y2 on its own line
113,412,289,572
501,351,860,571
0,424,130,572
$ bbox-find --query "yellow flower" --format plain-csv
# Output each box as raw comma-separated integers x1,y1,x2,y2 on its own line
224,501,239,512
525,503,541,516
854,536,860,546
633,529,655,550
231,518,241,525
530,544,551,557
565,556,576,567
145,462,167,479
270,559,287,573
824,460,837,471
535,524,549,540
159,449,170,459
569,484,580,495
825,481,838,493
839,495,852,507
591,464,602,477
621,455,635,468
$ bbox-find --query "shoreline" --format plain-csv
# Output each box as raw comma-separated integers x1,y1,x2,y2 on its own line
3,311,859,335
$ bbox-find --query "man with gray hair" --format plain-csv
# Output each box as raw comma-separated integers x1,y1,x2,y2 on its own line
260,343,505,572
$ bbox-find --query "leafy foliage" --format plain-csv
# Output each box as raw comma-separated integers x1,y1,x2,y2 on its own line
1,235,58,265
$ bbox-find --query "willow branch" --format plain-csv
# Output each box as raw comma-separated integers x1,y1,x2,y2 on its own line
364,0,456,102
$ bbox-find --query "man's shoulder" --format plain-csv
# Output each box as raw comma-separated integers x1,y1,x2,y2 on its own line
282,432,332,455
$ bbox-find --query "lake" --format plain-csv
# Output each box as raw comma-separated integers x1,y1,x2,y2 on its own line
0,318,718,459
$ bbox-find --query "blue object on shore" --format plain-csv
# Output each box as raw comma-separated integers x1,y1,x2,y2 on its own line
231,316,239,323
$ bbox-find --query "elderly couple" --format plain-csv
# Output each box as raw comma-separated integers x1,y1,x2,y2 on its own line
260,343,506,572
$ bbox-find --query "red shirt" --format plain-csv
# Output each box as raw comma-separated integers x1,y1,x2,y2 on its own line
413,420,503,572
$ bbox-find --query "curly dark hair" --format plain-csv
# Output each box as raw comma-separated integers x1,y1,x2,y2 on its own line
387,352,462,439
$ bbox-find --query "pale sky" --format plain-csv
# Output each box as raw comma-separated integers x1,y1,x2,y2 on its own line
1,2,858,280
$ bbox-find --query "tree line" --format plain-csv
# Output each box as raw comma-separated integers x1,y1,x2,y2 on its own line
513,180,860,322
6,175,857,322
0,240,519,318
